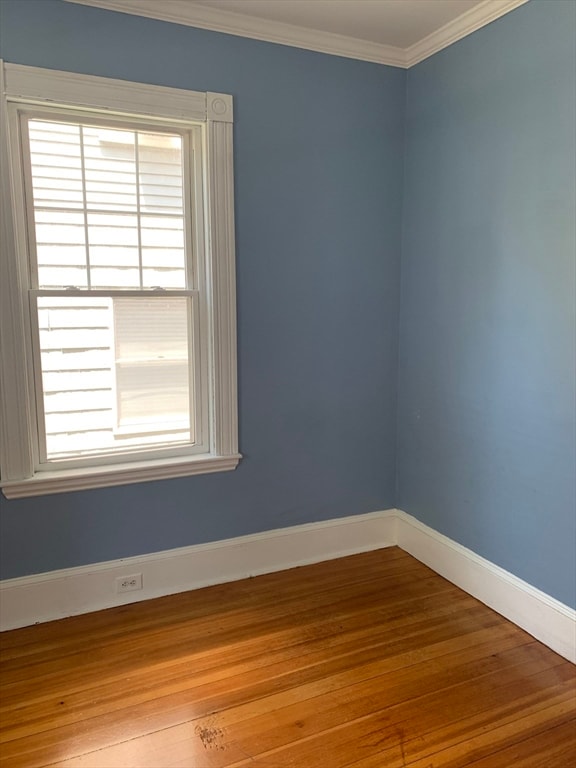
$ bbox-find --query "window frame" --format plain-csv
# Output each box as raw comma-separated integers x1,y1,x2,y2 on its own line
0,61,240,498
22,110,210,466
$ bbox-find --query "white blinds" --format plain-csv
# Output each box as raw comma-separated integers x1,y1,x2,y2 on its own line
29,119,187,289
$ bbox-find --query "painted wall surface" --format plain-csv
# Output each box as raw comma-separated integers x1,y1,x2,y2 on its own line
0,0,405,578
398,0,576,607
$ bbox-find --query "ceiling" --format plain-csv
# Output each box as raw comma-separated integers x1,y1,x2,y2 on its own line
192,0,484,49
65,0,530,66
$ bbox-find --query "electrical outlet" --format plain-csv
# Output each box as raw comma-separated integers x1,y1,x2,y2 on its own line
115,573,143,593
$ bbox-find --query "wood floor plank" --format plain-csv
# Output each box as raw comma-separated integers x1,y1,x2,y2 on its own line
4,607,516,727
0,619,522,765
463,718,576,767
200,649,572,763
0,558,445,676
0,588,476,728
329,681,576,767
0,571,459,688
412,710,576,767
206,670,575,768
1,547,574,768
42,646,572,768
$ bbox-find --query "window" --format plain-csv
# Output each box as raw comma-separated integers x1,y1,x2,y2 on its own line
0,62,240,497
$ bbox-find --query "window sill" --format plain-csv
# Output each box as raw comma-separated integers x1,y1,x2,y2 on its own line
1,453,242,498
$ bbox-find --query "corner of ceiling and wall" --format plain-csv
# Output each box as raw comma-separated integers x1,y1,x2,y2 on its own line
63,0,531,68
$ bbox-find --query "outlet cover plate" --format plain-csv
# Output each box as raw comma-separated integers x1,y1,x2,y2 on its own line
115,573,143,593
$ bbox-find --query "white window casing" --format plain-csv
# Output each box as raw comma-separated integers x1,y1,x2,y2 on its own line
0,62,240,498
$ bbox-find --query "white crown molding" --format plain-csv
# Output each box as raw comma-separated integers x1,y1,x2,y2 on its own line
63,0,531,68
405,0,531,66
63,0,407,67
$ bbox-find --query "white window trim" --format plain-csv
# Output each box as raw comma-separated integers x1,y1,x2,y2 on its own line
0,62,240,498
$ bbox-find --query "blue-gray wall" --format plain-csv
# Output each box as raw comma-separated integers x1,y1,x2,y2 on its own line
1,0,574,610
0,0,405,577
398,0,576,607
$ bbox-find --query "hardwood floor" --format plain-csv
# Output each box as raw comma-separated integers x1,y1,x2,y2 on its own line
1,547,574,767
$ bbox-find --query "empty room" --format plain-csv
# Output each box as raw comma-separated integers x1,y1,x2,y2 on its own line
0,0,574,765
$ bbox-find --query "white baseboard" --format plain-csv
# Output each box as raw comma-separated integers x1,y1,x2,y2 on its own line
0,509,397,633
395,510,576,664
1,507,574,664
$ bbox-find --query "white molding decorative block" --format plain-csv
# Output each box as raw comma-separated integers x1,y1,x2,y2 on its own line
395,511,576,664
207,92,233,123
1,508,573,663
63,0,530,68
0,510,397,631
